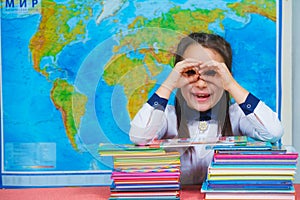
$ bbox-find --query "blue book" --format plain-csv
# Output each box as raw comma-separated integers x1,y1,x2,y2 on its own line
207,180,293,185
201,181,295,193
207,181,292,190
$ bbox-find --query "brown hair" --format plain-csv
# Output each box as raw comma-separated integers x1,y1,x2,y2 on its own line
174,32,233,137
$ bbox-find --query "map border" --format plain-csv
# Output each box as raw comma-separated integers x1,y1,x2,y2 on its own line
0,0,285,188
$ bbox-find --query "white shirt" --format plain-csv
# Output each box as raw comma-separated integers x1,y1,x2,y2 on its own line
129,100,283,184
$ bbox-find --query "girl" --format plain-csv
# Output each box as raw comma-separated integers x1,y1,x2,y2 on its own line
129,32,283,184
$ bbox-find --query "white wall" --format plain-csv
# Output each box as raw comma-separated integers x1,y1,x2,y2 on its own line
292,0,300,183
281,0,293,145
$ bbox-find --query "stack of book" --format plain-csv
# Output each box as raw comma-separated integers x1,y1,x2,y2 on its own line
201,136,299,200
98,144,181,199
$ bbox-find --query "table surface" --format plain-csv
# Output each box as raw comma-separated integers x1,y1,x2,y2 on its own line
0,184,299,200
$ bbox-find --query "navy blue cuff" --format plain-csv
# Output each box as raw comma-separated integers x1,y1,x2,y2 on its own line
147,93,168,111
239,93,260,115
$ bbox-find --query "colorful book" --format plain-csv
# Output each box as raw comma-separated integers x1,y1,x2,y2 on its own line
201,137,299,200
98,142,182,199
98,143,168,156
206,179,293,190
206,174,294,181
213,153,298,160
114,165,181,172
110,191,180,197
113,180,180,184
202,181,295,193
208,168,296,176
112,171,180,177
206,180,293,186
209,163,297,169
112,183,180,191
214,149,287,155
204,192,295,200
149,136,248,148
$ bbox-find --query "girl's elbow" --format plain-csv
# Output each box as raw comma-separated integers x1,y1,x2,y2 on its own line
272,126,284,143
263,126,284,143
129,127,152,145
129,134,150,145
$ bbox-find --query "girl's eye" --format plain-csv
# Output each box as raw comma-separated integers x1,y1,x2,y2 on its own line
203,70,216,76
185,69,196,76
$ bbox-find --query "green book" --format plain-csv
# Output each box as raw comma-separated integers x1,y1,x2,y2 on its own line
98,143,165,156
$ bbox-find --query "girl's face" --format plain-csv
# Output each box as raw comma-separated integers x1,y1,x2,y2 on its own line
181,44,225,112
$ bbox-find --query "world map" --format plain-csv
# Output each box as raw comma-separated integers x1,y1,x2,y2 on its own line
1,0,278,182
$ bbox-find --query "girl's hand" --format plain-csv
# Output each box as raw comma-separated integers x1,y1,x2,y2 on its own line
198,60,249,104
163,58,201,91
198,60,235,91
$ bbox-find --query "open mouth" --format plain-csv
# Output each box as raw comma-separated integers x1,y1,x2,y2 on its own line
193,93,211,101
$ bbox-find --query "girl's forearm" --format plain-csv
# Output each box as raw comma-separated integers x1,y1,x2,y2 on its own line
226,79,249,104
156,83,173,100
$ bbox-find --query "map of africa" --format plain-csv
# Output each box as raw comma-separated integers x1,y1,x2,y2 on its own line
1,0,279,186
